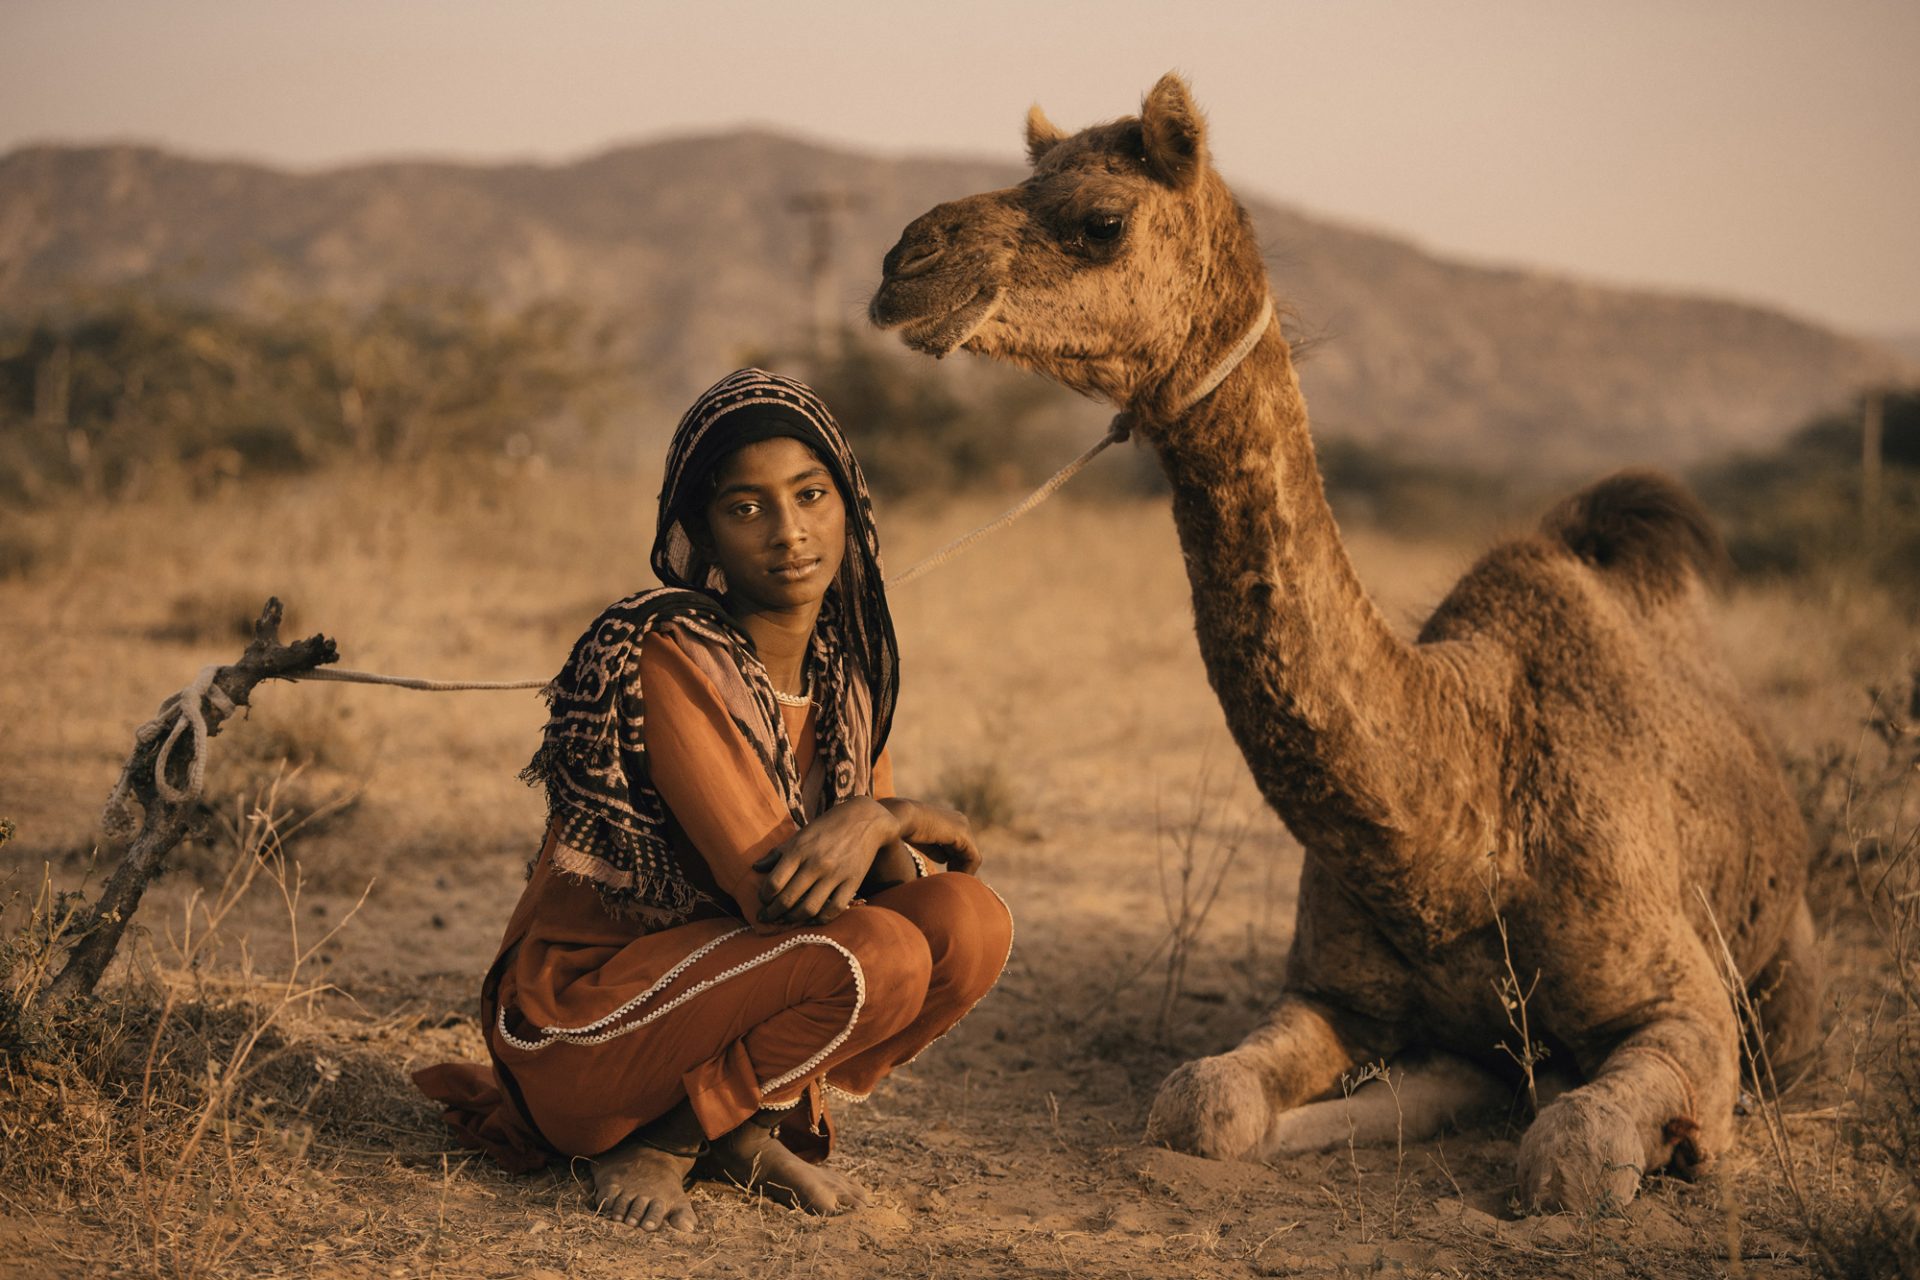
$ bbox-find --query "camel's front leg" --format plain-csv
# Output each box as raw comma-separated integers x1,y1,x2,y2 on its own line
1146,994,1386,1160
1517,943,1739,1212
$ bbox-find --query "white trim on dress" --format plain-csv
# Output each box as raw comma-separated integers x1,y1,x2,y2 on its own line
495,928,868,1101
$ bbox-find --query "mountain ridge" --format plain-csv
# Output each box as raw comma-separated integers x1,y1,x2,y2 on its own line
1,132,1906,475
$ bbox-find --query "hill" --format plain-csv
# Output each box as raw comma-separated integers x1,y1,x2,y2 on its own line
1,133,1907,475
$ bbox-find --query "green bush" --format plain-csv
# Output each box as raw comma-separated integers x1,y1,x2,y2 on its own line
753,332,1122,499
0,289,624,504
1316,435,1529,540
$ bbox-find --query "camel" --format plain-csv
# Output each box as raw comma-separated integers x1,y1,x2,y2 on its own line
867,74,1820,1211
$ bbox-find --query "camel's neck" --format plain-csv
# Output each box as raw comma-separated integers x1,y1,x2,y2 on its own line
1146,325,1496,885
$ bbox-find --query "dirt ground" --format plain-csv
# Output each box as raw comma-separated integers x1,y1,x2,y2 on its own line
1,460,1910,1277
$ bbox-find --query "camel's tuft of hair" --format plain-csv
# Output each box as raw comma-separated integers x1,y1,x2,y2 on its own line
1025,104,1066,166
1140,71,1207,187
1541,469,1731,596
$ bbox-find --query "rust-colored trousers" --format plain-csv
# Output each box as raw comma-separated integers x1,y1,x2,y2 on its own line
415,871,1012,1169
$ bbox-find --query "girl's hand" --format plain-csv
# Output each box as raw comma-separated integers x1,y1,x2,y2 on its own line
880,798,982,875
751,797,896,926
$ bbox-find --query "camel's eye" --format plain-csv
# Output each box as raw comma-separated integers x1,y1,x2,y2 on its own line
1082,213,1125,243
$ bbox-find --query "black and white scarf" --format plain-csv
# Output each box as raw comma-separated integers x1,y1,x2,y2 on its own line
521,369,897,922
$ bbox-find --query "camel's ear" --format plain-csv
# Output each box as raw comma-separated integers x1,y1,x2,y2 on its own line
1025,104,1066,166
1140,72,1207,187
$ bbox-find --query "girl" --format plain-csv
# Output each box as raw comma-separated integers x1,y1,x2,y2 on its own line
415,369,1012,1231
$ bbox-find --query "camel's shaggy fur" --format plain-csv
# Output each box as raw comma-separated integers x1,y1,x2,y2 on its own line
869,74,1818,1212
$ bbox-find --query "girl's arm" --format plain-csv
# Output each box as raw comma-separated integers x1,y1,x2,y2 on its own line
861,750,917,891
753,796,982,925
642,630,982,928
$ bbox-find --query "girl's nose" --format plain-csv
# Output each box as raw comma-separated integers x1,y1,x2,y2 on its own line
769,500,808,547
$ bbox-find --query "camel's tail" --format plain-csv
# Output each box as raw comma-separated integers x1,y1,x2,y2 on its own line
1540,469,1731,598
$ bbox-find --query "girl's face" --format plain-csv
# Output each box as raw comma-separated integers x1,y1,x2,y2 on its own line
699,437,847,615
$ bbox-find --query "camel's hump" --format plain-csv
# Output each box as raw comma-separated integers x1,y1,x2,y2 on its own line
1539,470,1732,598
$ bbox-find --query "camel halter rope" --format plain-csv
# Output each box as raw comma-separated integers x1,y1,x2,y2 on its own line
884,295,1275,589
107,298,1276,823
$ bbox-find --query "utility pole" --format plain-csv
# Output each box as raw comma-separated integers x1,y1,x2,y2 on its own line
787,188,868,362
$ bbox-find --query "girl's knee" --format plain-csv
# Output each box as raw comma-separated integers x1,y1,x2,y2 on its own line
898,874,1013,997
830,905,934,1036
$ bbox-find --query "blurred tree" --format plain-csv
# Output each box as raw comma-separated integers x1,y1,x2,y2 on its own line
1691,387,1919,599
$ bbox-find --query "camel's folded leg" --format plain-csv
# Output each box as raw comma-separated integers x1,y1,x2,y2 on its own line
1146,994,1385,1161
1517,944,1738,1213
1257,1055,1512,1159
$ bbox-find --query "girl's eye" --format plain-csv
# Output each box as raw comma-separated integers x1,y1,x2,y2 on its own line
729,501,760,518
799,486,829,504
1083,213,1125,243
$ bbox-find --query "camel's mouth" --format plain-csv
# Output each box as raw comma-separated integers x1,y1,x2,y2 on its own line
869,283,1001,359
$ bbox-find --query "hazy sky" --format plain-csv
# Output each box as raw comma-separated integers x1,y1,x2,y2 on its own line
3,1,1916,336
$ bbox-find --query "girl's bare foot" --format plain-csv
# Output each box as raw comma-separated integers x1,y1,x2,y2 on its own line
591,1101,704,1231
706,1113,870,1214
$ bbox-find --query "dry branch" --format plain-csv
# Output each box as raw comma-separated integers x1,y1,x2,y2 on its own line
44,597,337,1004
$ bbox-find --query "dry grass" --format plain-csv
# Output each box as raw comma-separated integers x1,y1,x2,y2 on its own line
1773,673,1920,1278
0,458,1913,1277
1483,859,1550,1116
1153,755,1252,1045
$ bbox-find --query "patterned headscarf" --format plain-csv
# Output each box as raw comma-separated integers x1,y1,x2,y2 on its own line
521,369,898,922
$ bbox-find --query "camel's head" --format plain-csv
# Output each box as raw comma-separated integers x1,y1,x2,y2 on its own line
870,73,1266,416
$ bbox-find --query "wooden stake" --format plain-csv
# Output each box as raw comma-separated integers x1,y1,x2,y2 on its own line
44,598,337,1004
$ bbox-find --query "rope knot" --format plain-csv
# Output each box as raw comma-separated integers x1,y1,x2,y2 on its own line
101,664,230,834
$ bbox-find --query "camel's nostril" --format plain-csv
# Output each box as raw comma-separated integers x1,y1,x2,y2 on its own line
889,244,943,279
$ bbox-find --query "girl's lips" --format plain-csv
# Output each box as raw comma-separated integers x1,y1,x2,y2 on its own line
768,557,822,581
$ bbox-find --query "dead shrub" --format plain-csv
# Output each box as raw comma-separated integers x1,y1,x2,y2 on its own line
936,755,1020,832
1781,666,1920,1279
0,773,442,1277
170,708,369,887
0,523,41,581
1153,761,1248,1044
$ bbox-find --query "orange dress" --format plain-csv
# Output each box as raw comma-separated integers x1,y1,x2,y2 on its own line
414,626,1012,1169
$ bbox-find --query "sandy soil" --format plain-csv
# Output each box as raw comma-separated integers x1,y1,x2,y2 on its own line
1,462,1907,1277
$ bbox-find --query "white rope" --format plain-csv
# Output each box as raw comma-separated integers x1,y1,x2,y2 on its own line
254,408,1139,690
101,296,1278,835
883,415,1133,589
1178,296,1274,409
885,295,1273,590
101,664,236,833
286,668,548,692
